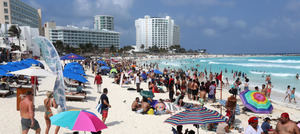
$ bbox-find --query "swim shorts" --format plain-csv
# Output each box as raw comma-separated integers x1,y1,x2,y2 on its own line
21,118,40,130
102,110,108,118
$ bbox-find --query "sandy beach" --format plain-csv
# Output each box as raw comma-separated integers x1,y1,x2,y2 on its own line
1,57,300,134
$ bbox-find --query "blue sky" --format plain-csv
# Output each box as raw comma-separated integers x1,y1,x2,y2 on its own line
24,0,300,54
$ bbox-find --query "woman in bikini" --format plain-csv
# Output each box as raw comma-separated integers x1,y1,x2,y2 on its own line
44,91,57,134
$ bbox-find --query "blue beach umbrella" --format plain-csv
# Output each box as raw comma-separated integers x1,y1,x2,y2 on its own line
63,71,88,83
101,66,110,70
61,53,85,60
153,69,163,75
0,69,13,76
97,61,107,66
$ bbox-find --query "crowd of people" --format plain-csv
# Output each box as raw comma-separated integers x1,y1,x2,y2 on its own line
18,57,300,134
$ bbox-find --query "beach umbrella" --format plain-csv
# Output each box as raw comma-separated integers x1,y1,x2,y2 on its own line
63,71,88,83
10,66,56,77
0,69,13,76
101,66,110,70
61,53,85,60
140,90,154,98
153,69,163,75
50,110,107,132
165,107,227,126
97,61,107,66
239,90,273,114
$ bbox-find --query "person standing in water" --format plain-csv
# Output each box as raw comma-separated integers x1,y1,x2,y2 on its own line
284,85,291,103
291,88,296,103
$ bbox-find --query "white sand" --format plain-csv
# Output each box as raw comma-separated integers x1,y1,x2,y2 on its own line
1,63,300,134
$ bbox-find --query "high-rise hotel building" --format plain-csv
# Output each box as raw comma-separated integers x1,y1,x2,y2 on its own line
135,15,180,51
0,0,41,29
94,15,114,31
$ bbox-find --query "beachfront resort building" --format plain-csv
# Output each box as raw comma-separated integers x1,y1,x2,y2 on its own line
0,0,42,32
44,21,120,49
135,15,180,51
94,15,114,31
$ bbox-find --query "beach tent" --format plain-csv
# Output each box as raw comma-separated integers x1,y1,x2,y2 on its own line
61,53,85,60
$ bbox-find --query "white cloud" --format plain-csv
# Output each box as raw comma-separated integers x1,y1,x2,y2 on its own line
203,28,216,36
243,27,277,39
234,20,247,28
161,0,234,7
211,16,229,28
286,0,300,12
73,0,134,19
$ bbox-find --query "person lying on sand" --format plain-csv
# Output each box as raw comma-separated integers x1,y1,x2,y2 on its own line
155,99,171,115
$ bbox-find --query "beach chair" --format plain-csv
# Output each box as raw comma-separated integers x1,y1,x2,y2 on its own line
64,78,78,87
65,94,86,101
0,89,13,97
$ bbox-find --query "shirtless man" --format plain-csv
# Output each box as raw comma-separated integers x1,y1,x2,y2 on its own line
187,79,193,100
181,77,187,94
275,113,300,134
131,97,141,111
137,97,150,114
20,91,41,134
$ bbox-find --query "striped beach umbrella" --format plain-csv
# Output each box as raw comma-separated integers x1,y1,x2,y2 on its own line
239,90,273,114
165,107,227,126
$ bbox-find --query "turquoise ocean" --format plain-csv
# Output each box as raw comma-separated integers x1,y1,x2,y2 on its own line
150,56,300,99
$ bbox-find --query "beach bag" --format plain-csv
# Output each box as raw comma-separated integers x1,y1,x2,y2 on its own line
96,103,102,114
147,108,154,115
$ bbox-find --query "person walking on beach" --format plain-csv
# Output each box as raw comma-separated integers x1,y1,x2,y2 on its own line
284,85,291,102
266,81,272,98
44,91,57,134
20,91,41,134
275,113,300,134
134,73,141,92
291,88,296,103
100,88,111,123
94,73,103,93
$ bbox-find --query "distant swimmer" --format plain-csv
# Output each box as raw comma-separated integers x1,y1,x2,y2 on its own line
296,73,299,80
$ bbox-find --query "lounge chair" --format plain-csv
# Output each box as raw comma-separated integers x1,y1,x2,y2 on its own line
0,90,13,97
65,94,86,101
64,78,78,87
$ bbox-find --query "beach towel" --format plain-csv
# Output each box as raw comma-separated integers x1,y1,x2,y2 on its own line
96,103,102,114
164,102,181,111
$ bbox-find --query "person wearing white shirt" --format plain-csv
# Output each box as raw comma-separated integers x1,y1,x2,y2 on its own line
245,116,264,134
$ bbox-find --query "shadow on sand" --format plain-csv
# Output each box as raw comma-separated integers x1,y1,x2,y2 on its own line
106,120,124,127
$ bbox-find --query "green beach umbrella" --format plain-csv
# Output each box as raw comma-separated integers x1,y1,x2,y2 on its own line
140,90,154,98
110,68,117,74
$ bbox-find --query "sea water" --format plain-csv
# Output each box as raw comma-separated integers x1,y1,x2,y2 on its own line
150,56,300,106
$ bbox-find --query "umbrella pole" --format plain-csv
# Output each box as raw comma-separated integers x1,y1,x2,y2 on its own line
220,80,222,115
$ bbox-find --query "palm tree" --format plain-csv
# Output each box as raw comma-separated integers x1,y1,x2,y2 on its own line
8,25,21,49
140,44,144,51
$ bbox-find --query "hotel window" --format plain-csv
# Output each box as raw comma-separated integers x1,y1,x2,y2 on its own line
4,8,8,13
5,15,9,20
3,2,8,7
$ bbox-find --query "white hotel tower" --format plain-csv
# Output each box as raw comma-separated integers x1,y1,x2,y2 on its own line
135,15,180,51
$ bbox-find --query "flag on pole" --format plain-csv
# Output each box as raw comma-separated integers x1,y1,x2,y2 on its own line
216,71,222,82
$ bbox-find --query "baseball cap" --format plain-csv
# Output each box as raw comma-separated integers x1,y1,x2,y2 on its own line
248,116,258,124
281,113,290,119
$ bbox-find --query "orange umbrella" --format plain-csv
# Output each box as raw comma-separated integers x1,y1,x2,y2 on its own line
131,65,136,68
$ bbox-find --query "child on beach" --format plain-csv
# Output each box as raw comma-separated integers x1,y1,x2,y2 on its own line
284,85,291,103
291,88,296,103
